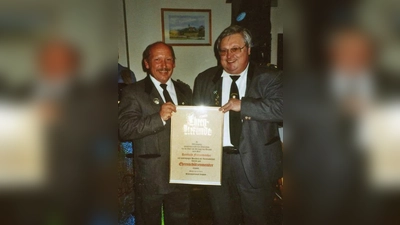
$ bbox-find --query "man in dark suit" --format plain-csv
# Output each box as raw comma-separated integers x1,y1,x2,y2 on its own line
119,42,192,225
193,25,283,225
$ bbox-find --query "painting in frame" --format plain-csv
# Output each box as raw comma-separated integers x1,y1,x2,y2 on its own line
161,8,212,46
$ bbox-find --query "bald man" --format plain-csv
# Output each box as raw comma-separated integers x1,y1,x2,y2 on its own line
119,42,192,225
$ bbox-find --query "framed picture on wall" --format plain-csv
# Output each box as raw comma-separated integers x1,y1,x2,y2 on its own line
161,8,212,46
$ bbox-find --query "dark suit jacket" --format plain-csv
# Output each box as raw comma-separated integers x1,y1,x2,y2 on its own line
119,75,192,194
193,63,283,188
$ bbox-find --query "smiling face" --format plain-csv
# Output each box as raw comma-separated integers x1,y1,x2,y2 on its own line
144,43,175,84
219,33,250,74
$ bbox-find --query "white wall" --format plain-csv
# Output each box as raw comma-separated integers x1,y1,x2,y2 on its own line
117,0,129,67
118,0,283,88
119,0,231,88
270,0,283,65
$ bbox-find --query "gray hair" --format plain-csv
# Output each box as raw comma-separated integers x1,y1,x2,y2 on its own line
216,25,252,51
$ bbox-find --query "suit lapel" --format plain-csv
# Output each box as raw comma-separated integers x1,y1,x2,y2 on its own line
144,75,164,110
212,67,224,106
245,62,255,96
211,64,254,105
172,80,187,105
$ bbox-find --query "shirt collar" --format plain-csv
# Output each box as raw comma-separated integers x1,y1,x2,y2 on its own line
221,63,250,78
149,75,172,88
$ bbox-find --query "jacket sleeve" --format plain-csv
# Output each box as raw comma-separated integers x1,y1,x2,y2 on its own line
240,70,283,122
118,87,165,141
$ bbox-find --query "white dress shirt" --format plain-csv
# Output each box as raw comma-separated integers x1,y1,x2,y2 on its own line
221,64,249,147
149,75,178,124
149,75,178,105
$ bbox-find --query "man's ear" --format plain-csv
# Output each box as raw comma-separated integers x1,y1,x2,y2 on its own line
247,46,251,55
144,59,149,69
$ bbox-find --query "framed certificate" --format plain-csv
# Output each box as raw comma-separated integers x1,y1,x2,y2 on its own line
170,106,223,185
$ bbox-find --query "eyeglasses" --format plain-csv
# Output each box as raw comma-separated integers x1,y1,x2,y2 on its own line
218,45,246,56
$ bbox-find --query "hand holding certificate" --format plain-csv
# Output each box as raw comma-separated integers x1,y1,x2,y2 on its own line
170,106,223,185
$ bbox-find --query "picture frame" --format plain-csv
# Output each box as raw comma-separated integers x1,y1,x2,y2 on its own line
161,8,212,46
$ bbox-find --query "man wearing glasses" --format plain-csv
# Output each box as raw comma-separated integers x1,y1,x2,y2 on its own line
193,25,283,225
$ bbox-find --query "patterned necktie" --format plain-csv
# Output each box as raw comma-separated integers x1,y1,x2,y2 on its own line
229,75,241,147
160,84,174,104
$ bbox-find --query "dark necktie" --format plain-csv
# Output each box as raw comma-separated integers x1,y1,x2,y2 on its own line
229,75,241,147
160,84,174,104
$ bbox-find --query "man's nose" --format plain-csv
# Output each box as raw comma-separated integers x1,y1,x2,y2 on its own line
160,60,167,67
226,50,233,58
